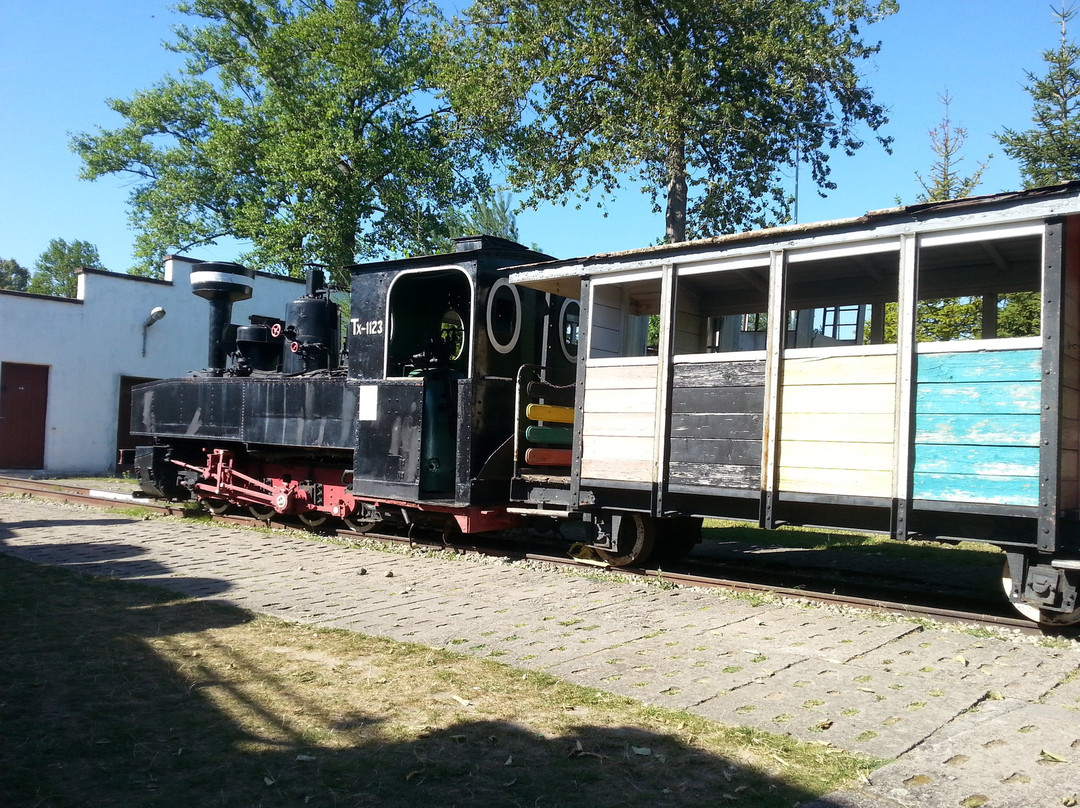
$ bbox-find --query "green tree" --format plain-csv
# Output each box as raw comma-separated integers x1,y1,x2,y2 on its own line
998,292,1041,338
445,0,895,243
72,0,489,282
915,90,990,203
0,257,29,291
916,297,982,342
871,298,983,344
454,192,520,243
26,239,104,298
449,192,520,243
903,90,991,342
997,2,1080,187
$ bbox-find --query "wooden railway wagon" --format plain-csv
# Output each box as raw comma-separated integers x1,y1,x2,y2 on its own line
508,182,1080,625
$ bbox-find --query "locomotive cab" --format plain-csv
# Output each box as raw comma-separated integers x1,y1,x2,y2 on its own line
345,236,571,525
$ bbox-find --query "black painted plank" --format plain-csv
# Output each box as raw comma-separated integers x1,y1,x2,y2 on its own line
670,385,766,414
668,437,763,465
670,412,764,441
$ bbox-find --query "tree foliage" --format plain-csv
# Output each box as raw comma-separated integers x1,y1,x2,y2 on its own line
71,0,490,282
998,292,1041,338
873,292,1040,345
444,192,520,243
915,91,990,203
997,2,1080,187
26,239,104,298
445,0,895,243
0,257,29,292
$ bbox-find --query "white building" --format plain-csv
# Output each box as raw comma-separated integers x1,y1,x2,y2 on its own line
0,255,304,474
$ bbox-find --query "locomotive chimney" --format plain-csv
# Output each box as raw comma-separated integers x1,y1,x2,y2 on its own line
191,261,255,376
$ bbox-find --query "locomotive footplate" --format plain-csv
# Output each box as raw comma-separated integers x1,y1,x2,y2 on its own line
510,474,575,508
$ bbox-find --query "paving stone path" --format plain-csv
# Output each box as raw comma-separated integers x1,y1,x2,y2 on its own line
2,495,1078,808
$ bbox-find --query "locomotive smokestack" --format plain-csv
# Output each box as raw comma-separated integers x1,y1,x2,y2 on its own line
191,261,255,376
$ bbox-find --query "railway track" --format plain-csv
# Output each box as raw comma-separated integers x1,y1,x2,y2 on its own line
0,475,1048,635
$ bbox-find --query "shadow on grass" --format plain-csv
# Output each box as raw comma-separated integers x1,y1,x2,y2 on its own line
689,522,1008,608
0,554,842,808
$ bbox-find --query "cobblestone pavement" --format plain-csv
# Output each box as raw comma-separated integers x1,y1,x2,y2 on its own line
2,494,1078,808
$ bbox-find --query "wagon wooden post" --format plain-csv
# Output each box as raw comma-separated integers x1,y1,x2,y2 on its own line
760,249,787,529
891,232,919,541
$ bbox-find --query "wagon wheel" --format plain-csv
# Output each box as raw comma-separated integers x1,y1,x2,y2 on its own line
1001,562,1080,626
248,504,276,521
202,497,231,515
298,512,329,529
652,517,703,565
595,514,656,567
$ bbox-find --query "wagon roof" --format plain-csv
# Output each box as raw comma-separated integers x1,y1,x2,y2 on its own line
509,181,1080,299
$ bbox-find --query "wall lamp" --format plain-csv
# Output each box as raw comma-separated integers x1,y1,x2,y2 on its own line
142,306,166,356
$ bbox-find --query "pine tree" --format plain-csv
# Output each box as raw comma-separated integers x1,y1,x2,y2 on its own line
997,2,1080,187
915,90,990,202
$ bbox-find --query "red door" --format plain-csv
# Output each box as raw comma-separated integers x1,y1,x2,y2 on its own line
0,362,49,468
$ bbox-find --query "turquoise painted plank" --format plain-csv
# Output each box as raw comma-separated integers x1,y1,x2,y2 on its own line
914,444,1039,477
915,381,1041,414
914,413,1041,446
917,350,1041,384
912,472,1038,506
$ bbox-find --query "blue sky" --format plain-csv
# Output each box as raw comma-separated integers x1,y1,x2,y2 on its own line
0,0,1065,273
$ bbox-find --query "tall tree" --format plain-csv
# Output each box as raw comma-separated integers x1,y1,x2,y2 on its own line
997,2,1080,187
26,239,104,298
0,257,29,292
72,0,489,282
445,0,895,243
908,91,992,342
915,90,990,202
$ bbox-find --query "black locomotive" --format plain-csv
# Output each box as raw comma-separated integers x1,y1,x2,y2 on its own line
131,236,613,543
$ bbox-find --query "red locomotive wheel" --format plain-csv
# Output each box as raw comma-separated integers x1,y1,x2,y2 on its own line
249,504,276,520
298,512,328,528
201,497,231,515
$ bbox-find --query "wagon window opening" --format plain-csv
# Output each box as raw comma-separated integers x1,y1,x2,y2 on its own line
589,277,661,358
915,234,1041,342
673,265,769,355
784,251,899,349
